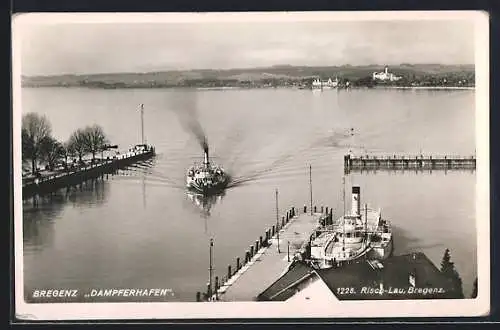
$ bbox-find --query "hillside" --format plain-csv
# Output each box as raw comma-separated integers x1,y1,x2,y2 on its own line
21,64,475,89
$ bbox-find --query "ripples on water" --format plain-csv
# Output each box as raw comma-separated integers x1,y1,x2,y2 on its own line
22,88,476,301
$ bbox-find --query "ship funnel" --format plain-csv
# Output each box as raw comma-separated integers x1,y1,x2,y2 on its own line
351,186,360,216
203,145,209,166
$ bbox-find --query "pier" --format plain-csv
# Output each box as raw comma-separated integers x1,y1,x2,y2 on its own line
344,154,476,174
22,145,155,199
198,205,331,302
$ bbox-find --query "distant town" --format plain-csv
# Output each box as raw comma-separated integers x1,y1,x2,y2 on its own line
22,64,475,90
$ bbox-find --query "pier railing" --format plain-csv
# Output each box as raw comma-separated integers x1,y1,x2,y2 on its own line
197,204,334,302
344,154,476,174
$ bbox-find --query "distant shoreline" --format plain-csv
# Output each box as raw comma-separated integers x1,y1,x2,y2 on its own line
373,85,475,90
21,85,475,91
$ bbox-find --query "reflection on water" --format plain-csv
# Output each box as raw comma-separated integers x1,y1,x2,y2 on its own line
186,192,225,217
23,178,110,251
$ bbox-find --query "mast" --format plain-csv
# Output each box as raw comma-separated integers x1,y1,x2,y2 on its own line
276,188,280,253
342,177,346,217
139,104,145,145
342,177,346,251
309,165,313,216
365,203,368,243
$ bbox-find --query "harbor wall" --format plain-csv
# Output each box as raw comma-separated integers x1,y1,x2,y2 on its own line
22,147,156,199
344,154,476,174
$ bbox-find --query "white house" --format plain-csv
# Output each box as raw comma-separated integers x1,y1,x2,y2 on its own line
372,66,402,82
312,77,339,89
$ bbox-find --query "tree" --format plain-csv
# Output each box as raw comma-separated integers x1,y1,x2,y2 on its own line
67,128,88,164
61,141,75,170
22,113,52,174
440,248,464,298
83,124,109,162
471,277,478,298
39,136,64,171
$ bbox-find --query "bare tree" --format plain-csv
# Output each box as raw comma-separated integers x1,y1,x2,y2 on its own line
83,124,109,162
67,128,88,164
61,141,75,170
22,113,52,174
39,136,64,171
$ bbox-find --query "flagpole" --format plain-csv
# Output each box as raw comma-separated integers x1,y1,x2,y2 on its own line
140,104,145,145
309,165,313,216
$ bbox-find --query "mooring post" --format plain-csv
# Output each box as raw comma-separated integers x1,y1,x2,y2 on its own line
245,250,250,263
236,257,240,270
282,216,285,228
215,276,219,291
196,291,201,302
314,205,317,213
227,265,232,279
303,205,307,213
321,206,324,213
255,240,259,253
259,236,263,247
272,225,275,236
250,245,254,257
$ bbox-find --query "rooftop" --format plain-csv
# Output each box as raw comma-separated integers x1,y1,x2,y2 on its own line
257,252,462,301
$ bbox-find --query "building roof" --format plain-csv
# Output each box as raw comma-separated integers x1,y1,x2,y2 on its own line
258,253,462,301
257,261,315,301
316,252,459,300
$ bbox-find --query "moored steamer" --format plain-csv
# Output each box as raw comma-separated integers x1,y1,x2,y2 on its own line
310,185,393,268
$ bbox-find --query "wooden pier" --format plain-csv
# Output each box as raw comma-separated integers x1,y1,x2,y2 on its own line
22,146,155,199
344,154,476,174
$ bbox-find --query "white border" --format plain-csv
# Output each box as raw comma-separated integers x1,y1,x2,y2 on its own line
12,11,490,320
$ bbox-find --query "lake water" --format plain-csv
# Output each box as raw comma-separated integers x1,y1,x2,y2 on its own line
21,87,477,301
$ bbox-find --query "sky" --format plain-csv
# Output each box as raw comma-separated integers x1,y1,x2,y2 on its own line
16,17,476,76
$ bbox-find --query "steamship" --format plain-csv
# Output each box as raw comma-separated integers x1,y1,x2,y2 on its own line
310,185,393,268
186,145,230,196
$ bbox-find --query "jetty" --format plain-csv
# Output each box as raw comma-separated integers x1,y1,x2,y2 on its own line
197,205,332,302
344,154,476,174
22,145,155,199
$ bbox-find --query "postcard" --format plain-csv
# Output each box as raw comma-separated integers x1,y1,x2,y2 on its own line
12,10,490,320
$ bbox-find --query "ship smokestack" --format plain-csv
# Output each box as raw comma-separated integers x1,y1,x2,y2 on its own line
204,145,209,166
351,186,360,216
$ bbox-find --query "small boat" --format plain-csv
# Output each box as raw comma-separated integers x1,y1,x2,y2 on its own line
310,184,393,268
186,145,230,196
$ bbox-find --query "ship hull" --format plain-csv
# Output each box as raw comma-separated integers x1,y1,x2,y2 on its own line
186,178,229,196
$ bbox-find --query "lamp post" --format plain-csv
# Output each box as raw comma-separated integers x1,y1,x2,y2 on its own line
208,238,214,301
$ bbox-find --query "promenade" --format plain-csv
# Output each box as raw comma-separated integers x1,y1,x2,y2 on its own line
22,146,155,199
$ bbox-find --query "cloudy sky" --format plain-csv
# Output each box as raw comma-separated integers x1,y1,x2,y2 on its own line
17,17,475,76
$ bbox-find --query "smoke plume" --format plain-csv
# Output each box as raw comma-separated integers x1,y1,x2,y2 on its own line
170,91,209,153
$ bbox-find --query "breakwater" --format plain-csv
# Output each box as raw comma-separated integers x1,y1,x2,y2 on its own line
344,154,476,174
197,204,332,302
22,146,155,199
